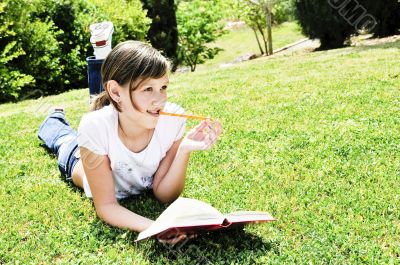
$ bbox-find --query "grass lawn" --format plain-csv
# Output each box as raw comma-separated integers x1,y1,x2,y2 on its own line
1,39,399,263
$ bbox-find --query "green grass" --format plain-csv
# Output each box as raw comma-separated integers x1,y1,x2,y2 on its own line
1,39,399,263
197,22,305,70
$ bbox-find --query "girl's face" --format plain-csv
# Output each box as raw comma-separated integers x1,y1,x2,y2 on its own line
120,74,169,128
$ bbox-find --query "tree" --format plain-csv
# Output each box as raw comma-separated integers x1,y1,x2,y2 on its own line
295,0,355,49
236,1,268,55
232,0,274,55
362,0,400,37
273,0,296,24
141,0,179,70
176,0,225,72
295,0,400,50
0,1,34,102
247,0,274,55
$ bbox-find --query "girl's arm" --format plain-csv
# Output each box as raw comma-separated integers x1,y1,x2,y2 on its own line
152,139,190,203
79,147,153,232
153,120,222,203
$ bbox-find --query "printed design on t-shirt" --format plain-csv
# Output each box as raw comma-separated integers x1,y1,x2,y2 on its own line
141,175,153,189
113,161,144,195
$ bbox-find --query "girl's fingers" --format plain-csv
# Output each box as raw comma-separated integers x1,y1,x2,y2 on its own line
158,232,198,246
185,119,221,148
171,234,187,245
187,120,213,139
159,234,187,245
186,121,208,138
202,134,217,150
187,233,198,240
195,120,210,131
208,120,221,137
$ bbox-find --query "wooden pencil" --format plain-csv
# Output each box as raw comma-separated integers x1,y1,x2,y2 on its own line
159,111,209,120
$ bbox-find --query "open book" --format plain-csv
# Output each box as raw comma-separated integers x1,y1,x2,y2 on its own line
136,197,276,242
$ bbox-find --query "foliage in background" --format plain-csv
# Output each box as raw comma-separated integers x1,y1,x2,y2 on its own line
218,0,295,25
214,0,242,21
295,0,356,49
234,0,271,55
218,0,295,56
0,0,149,103
245,0,274,55
176,0,225,71
198,22,303,70
141,0,178,71
88,0,150,42
272,0,295,24
0,1,35,102
362,0,400,37
2,0,65,102
295,0,400,50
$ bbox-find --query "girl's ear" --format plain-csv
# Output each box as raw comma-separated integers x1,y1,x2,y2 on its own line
105,80,121,101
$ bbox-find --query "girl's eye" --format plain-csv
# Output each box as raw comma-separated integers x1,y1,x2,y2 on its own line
161,85,167,91
144,87,153,92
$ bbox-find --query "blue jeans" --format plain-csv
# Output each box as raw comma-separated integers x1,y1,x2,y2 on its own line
87,56,104,96
38,57,104,179
37,111,80,181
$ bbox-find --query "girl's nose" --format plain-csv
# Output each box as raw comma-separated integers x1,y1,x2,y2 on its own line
152,94,167,106
152,100,161,106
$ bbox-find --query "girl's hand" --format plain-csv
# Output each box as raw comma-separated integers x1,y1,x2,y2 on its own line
158,232,198,246
180,120,222,153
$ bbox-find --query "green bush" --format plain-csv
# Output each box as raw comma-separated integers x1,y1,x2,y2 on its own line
295,0,400,50
176,0,225,71
88,0,150,43
0,1,34,102
0,0,150,103
273,0,295,24
41,0,96,90
295,0,355,49
362,0,400,37
216,0,295,25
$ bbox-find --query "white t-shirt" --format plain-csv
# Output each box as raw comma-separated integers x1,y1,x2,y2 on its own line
77,103,186,199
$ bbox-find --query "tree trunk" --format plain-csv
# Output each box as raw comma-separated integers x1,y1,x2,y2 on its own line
191,55,198,72
265,4,273,55
256,22,268,55
251,27,264,55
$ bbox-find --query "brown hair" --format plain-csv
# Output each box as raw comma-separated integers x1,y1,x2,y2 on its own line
91,40,170,111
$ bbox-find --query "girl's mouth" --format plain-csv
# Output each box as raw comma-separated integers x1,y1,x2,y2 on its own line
146,110,160,117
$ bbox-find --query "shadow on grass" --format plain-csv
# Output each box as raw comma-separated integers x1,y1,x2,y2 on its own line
143,228,275,264
350,39,400,51
321,39,400,52
125,194,275,264
89,193,276,264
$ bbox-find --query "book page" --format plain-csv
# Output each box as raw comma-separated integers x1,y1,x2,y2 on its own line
136,198,225,241
225,211,276,224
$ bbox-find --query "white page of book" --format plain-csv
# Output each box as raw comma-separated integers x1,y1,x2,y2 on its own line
137,198,225,241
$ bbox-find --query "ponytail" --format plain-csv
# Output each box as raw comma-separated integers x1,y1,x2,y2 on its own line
90,91,110,111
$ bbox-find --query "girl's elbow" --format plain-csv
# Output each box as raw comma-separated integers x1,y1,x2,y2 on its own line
154,190,180,204
158,197,177,204
152,181,184,203
95,207,107,221
94,202,116,221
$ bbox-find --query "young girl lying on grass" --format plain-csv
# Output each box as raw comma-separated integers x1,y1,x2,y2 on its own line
37,40,222,244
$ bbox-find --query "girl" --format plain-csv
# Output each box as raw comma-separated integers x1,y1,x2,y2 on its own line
38,40,222,243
